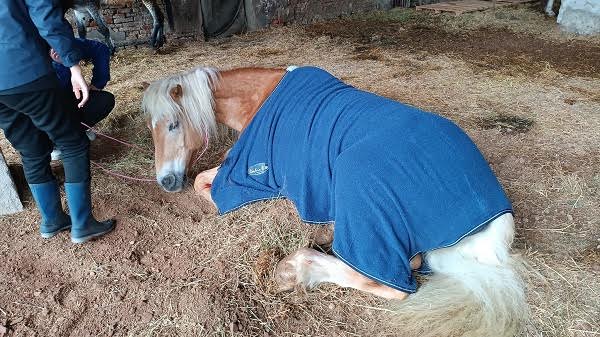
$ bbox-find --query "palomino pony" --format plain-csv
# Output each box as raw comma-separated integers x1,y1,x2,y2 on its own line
141,66,528,336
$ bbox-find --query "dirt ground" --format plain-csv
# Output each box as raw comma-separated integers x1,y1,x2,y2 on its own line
1,6,599,337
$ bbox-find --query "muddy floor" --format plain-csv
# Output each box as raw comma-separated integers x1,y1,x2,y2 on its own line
1,6,599,337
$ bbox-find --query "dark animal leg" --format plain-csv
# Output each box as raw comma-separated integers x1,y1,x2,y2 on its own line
163,0,174,31
545,0,556,16
142,0,166,49
86,3,116,54
73,9,88,39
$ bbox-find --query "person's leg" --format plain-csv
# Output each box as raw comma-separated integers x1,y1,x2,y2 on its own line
0,110,53,183
51,90,115,159
80,90,115,127
0,100,70,237
0,89,115,243
1,89,90,182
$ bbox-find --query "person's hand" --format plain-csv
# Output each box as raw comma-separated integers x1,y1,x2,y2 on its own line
70,65,89,108
49,49,62,64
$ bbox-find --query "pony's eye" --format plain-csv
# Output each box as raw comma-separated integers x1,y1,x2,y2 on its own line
168,120,179,132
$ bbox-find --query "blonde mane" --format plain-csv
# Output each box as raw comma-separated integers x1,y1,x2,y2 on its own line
142,67,220,139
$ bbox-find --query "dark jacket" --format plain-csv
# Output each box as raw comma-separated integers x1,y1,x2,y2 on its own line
0,0,82,91
53,39,111,91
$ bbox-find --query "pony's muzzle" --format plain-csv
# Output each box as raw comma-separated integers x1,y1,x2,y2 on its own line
159,173,185,192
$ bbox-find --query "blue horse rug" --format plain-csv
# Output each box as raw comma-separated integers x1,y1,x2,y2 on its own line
211,66,512,293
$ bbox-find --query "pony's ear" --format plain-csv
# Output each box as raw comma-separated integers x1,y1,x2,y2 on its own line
141,81,150,90
170,84,183,101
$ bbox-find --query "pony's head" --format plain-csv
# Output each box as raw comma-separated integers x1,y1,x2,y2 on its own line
141,67,219,192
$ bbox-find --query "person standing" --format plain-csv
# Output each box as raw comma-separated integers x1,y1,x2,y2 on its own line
0,0,115,243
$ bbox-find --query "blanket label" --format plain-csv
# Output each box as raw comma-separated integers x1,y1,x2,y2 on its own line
248,163,268,176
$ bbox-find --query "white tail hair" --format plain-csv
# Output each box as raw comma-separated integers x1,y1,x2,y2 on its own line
142,67,220,139
385,213,528,337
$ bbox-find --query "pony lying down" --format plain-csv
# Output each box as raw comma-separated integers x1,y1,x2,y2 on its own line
142,66,527,337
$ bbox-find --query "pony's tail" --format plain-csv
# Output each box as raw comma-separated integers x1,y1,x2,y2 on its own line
385,213,528,337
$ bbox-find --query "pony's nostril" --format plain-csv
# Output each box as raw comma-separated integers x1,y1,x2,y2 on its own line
161,174,176,189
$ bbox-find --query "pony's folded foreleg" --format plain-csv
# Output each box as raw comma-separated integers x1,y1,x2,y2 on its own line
193,166,219,208
274,248,411,300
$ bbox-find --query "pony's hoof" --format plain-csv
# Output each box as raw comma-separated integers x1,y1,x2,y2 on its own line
274,248,320,292
274,257,298,292
150,32,166,50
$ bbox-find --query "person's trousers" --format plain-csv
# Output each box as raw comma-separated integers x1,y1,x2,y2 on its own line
77,90,115,128
0,88,90,184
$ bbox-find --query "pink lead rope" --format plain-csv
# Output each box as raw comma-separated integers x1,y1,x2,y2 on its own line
81,122,210,183
89,161,156,182
81,122,150,153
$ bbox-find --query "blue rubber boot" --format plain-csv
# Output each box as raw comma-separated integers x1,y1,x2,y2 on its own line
28,181,71,238
64,181,115,244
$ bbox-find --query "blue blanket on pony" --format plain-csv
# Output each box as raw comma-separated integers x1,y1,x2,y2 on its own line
211,66,512,292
